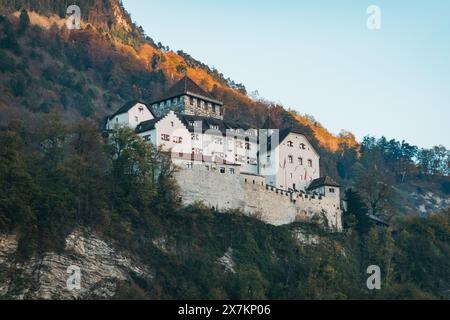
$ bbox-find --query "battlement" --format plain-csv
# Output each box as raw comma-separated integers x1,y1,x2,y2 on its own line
175,165,343,231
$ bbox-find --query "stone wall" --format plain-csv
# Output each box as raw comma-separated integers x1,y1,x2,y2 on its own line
183,95,223,120
175,165,343,231
151,95,223,120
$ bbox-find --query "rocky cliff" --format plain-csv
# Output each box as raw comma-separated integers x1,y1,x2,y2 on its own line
0,229,151,299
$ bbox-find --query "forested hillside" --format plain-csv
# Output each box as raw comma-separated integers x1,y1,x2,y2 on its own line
0,115,448,299
0,0,449,300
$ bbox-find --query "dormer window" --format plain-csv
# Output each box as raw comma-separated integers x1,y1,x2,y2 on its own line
210,125,219,130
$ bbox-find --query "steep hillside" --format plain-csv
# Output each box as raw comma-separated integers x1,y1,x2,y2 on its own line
0,1,448,222
0,0,357,152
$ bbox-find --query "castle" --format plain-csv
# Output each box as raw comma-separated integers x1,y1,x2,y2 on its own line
106,76,343,231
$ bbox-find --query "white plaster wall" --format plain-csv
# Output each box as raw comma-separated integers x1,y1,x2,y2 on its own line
127,103,154,129
259,132,320,191
106,113,129,130
154,112,192,155
107,103,154,130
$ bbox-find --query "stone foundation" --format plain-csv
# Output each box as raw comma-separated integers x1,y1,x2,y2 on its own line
175,165,343,231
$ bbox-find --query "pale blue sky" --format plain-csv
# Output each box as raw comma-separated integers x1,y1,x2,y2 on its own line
123,0,450,148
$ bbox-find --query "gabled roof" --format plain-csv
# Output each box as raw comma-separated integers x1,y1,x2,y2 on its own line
150,76,223,105
368,214,390,227
307,176,340,191
135,117,161,134
262,127,319,157
109,100,155,119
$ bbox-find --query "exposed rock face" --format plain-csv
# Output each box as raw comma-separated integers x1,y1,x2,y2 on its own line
217,248,236,274
88,0,133,32
293,229,320,246
0,229,151,300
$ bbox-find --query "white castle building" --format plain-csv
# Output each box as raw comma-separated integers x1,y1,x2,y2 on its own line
106,76,343,231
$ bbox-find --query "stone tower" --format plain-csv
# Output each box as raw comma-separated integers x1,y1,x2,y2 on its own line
150,76,224,120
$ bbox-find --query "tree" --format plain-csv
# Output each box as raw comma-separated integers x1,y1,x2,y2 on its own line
418,145,449,176
0,16,21,54
345,189,372,234
18,9,30,35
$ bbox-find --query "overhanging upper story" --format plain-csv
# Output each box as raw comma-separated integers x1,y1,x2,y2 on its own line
149,76,224,120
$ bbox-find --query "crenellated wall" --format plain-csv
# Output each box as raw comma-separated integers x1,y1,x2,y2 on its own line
175,165,342,231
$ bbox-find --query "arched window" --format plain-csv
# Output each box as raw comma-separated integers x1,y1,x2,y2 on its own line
287,141,294,147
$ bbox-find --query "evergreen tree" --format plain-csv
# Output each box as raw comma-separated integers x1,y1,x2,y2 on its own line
18,9,30,35
345,189,372,234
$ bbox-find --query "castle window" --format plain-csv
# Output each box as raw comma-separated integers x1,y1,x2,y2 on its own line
287,141,293,147
329,188,335,193
143,135,151,142
186,162,193,169
205,102,209,110
191,133,199,141
139,106,144,113
245,142,251,150
229,168,235,174
161,134,170,141
190,97,194,105
290,173,293,179
212,104,216,113
171,121,174,127
300,143,306,150
298,157,303,165
288,155,293,163
308,159,313,167
220,167,226,174
205,165,210,171
210,125,219,130
173,136,183,144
